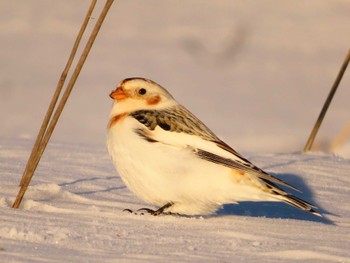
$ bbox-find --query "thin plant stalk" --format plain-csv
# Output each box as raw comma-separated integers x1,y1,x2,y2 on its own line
12,0,114,209
304,49,350,152
19,0,98,187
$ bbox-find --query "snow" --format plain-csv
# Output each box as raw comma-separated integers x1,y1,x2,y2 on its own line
1,0,350,262
1,0,350,154
1,139,350,262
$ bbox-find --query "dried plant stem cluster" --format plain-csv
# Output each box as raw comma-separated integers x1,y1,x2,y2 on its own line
331,122,350,151
12,0,114,209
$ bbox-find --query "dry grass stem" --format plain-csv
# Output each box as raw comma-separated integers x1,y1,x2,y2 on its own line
19,0,97,188
12,0,114,208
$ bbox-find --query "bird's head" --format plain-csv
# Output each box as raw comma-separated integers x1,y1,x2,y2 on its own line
109,78,176,113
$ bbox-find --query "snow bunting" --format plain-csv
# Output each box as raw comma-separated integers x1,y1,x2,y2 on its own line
107,78,320,216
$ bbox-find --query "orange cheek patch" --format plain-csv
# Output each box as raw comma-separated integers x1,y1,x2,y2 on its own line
146,95,161,105
108,113,128,128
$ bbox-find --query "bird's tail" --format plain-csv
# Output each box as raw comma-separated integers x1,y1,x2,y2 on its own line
259,178,321,217
280,193,321,217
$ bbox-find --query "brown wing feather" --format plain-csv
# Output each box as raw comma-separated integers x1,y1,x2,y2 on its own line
131,105,298,191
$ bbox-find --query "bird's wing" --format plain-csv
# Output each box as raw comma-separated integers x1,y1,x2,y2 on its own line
193,145,298,191
130,105,298,191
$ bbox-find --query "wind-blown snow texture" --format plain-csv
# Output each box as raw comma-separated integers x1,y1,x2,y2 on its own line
1,1,350,262
1,0,350,154
1,139,350,262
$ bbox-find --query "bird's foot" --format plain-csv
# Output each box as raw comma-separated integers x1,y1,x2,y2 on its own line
123,202,174,216
137,208,172,216
122,208,134,214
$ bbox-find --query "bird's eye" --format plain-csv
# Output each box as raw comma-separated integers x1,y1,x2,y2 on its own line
138,88,147,95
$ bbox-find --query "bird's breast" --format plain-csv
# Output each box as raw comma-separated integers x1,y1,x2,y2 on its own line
108,113,128,129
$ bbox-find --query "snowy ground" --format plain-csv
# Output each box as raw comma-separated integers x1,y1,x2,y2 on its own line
1,0,350,154
1,1,350,262
1,139,350,262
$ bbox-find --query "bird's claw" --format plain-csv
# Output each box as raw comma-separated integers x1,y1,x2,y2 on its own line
137,207,164,216
122,208,146,215
123,202,174,216
122,208,162,216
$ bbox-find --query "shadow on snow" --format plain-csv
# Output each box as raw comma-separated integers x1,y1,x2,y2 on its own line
217,172,334,224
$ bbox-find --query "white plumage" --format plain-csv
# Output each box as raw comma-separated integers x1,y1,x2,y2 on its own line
107,78,320,216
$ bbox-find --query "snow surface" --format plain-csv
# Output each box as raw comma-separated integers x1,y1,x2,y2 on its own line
1,1,350,262
1,0,350,154
1,139,350,262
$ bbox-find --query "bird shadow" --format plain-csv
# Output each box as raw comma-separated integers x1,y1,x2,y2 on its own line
217,172,334,225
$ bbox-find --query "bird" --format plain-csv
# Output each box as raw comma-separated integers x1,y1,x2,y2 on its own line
107,77,320,217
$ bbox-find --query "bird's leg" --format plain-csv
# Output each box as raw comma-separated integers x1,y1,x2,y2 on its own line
137,202,174,216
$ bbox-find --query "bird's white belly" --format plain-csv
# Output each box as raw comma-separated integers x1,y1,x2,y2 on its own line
108,123,201,203
107,119,273,215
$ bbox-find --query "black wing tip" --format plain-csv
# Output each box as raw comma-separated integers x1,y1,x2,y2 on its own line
283,194,322,217
310,209,322,217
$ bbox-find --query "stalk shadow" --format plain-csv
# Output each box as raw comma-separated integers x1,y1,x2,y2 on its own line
59,176,126,195
59,175,118,186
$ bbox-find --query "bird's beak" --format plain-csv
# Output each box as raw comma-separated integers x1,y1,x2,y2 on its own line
109,87,129,101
